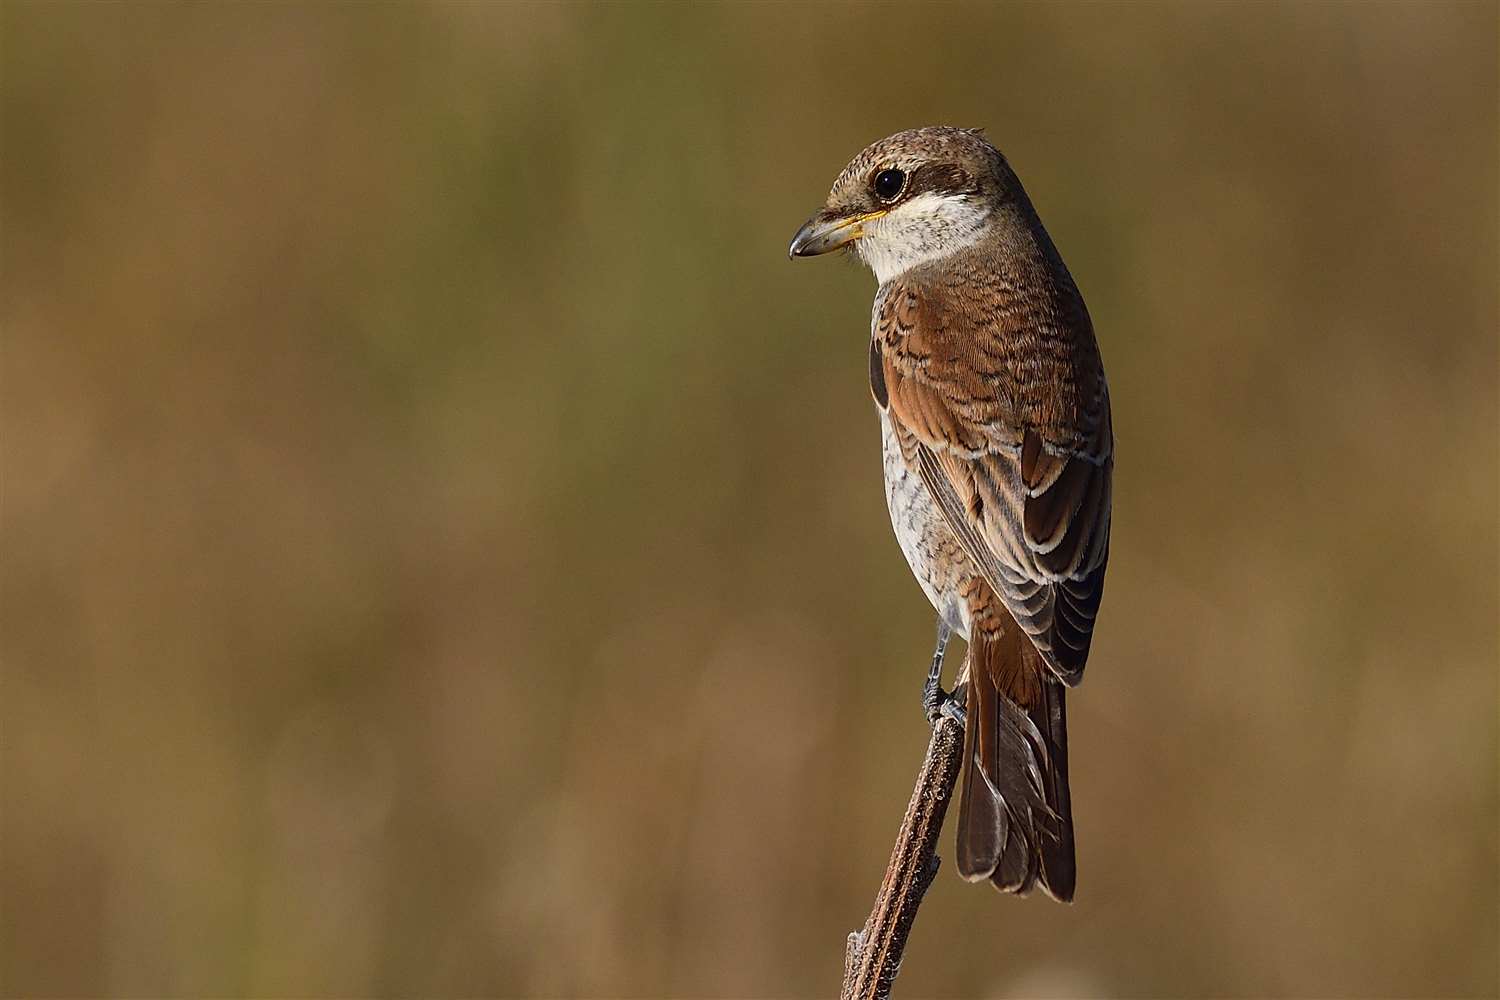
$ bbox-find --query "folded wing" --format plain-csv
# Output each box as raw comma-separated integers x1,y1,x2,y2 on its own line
872,271,1111,683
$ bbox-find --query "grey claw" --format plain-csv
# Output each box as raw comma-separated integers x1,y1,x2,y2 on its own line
939,696,966,730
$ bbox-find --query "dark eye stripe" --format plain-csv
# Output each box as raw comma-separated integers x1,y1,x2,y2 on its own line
908,163,977,199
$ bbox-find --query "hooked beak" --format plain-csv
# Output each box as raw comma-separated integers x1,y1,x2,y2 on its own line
787,209,887,259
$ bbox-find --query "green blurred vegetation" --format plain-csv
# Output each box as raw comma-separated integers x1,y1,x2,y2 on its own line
2,2,1495,996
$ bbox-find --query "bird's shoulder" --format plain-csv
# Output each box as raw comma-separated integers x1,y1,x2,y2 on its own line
871,244,1109,462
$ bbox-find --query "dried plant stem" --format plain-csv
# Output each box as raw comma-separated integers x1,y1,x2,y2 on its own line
840,712,966,1000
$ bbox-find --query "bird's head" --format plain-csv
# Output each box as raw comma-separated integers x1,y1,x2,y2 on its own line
789,127,1018,283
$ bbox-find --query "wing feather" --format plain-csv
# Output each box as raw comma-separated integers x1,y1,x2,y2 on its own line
874,267,1111,684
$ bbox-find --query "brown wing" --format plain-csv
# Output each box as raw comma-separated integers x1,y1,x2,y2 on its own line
873,266,1111,684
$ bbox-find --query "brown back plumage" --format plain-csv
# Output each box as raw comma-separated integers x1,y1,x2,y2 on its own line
873,219,1111,684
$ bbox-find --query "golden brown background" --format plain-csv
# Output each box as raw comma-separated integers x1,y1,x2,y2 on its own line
2,3,1496,997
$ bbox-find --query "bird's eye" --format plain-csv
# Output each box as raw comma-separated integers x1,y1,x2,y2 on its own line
873,168,906,201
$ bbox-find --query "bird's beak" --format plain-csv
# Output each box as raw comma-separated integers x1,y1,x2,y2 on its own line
788,209,887,259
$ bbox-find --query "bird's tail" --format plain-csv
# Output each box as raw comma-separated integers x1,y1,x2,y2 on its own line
955,626,1076,901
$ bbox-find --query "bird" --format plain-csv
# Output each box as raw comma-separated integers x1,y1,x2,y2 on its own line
789,127,1111,902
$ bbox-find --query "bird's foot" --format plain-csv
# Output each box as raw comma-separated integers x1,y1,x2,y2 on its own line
923,677,967,730
939,685,967,729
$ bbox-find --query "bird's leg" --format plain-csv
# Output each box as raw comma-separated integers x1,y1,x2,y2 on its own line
921,620,965,729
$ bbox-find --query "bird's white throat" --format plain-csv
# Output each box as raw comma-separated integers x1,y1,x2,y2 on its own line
857,192,994,284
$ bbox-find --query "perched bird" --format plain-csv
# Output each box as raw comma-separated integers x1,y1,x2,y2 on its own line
790,127,1111,901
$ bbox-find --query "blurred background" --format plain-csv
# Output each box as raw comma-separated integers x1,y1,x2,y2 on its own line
2,3,1496,997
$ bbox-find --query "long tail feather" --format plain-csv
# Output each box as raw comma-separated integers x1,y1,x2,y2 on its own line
955,627,1076,901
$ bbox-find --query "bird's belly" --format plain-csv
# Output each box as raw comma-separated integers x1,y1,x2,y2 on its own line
879,411,975,640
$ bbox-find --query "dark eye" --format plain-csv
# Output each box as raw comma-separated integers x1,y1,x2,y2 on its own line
873,168,906,201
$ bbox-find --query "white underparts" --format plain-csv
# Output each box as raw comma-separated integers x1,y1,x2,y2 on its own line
879,411,974,641
857,192,993,284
